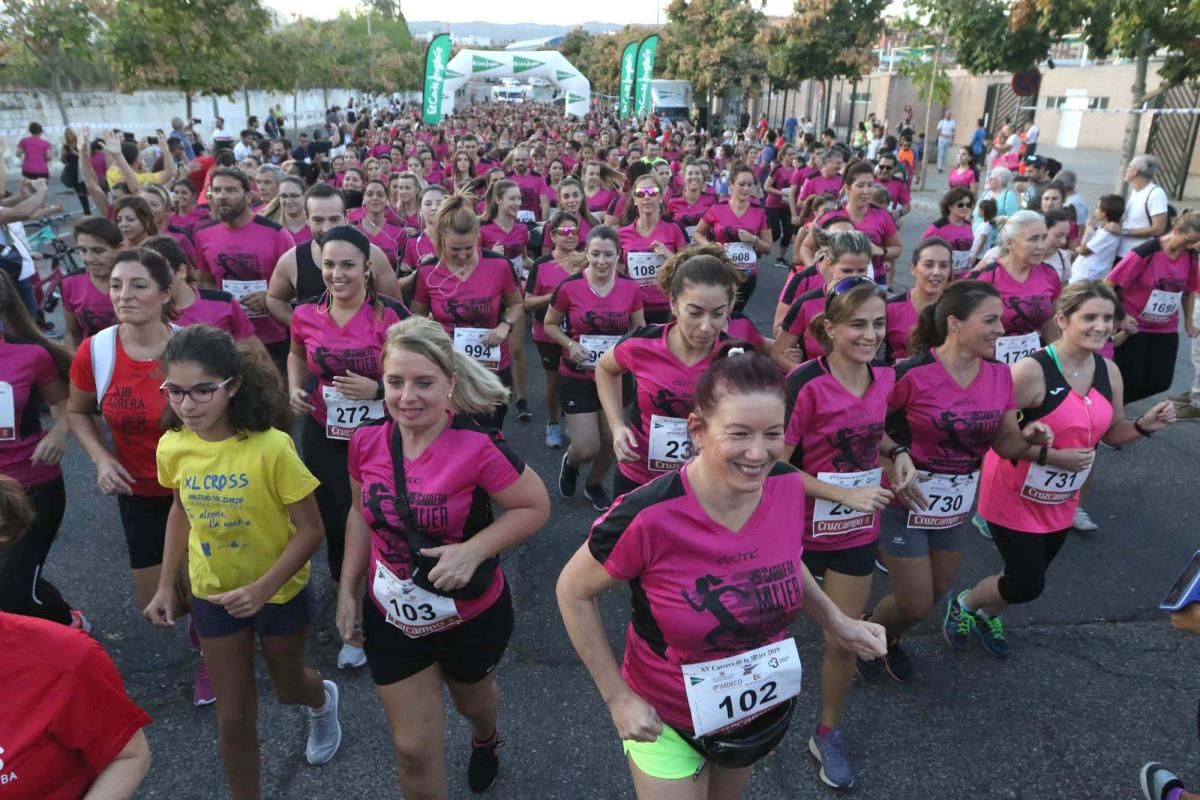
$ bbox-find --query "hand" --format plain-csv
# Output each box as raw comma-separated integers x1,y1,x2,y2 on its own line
96,456,135,496
1139,400,1176,432
608,689,664,743
1103,221,1123,235
1170,604,1200,635
238,290,267,315
289,387,315,416
888,452,917,493
652,241,672,258
1046,447,1095,473
829,616,888,660
419,541,485,592
896,473,929,512
332,370,378,401
404,227,419,238
737,229,756,244
1021,421,1054,447
612,423,639,463
485,324,508,347
836,485,893,513
871,244,885,258
336,590,365,647
102,133,123,156
208,582,271,619
1187,323,1199,339
567,340,589,364
30,429,66,466
142,588,179,627
1123,316,1139,335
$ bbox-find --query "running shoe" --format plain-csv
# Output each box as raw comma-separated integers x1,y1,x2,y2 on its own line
583,483,612,512
1140,762,1186,800
515,399,532,422
975,613,1009,658
193,658,216,706
558,453,579,498
943,591,976,651
809,728,855,789
1072,507,1100,532
972,513,993,540
855,652,885,683
305,680,342,765
337,643,367,669
69,608,92,633
875,558,889,574
1169,391,1194,405
883,639,914,684
544,422,563,449
774,257,789,269
468,732,503,793
1176,404,1200,421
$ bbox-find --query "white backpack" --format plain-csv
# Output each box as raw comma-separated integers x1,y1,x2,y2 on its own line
89,324,179,411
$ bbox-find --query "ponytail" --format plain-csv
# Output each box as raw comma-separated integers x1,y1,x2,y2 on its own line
382,317,510,417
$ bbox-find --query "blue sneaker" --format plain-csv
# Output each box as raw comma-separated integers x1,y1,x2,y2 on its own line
809,728,855,789
943,591,976,651
975,612,1009,658
971,513,992,540
1140,762,1185,800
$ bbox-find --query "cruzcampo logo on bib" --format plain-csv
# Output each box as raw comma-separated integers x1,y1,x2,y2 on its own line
472,54,505,73
556,69,577,81
514,56,542,73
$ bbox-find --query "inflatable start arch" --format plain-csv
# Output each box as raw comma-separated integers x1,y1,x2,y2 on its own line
439,50,591,118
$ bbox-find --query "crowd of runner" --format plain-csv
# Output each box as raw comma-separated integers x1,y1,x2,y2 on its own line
1,98,1198,800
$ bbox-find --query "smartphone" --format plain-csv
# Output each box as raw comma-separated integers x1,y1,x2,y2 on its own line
1160,550,1200,611
146,136,159,145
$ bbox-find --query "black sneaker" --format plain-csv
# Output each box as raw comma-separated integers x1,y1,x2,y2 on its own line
856,653,885,683
584,483,612,511
515,399,532,422
558,453,579,497
883,640,914,683
467,733,502,793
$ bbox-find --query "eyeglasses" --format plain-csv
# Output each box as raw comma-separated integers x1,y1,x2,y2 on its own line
953,200,973,208
555,226,579,236
826,275,878,310
633,187,661,199
160,377,234,404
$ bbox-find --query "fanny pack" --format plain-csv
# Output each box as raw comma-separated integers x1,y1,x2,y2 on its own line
679,698,796,769
390,422,498,600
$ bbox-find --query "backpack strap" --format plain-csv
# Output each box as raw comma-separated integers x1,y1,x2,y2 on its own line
90,325,119,412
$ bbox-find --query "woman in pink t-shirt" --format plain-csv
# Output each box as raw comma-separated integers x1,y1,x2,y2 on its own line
479,180,533,421
782,277,916,787
618,173,689,323
17,122,52,179
143,235,256,341
559,348,886,795
773,214,855,337
61,216,121,350
665,160,718,243
884,237,951,363
798,148,845,202
947,147,979,194
400,185,446,278
337,316,550,799
356,179,407,268
694,162,772,310
544,227,645,512
796,162,901,286
541,178,595,257
922,188,977,277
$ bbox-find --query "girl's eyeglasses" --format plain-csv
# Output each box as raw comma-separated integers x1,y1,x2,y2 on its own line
160,377,235,404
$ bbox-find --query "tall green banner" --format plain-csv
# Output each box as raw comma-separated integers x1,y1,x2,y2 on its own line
422,33,452,124
633,35,659,118
618,41,638,120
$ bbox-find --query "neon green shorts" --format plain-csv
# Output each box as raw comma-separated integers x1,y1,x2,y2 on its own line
622,724,705,781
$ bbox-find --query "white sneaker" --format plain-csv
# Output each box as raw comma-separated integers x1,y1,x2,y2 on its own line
545,422,563,449
305,680,342,766
337,642,366,669
1072,507,1099,532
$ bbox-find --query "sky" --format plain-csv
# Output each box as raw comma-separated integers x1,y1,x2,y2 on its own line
265,0,800,26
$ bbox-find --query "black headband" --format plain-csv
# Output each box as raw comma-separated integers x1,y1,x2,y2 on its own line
321,225,371,259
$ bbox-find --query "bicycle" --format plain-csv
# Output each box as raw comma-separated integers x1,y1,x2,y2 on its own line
25,213,82,334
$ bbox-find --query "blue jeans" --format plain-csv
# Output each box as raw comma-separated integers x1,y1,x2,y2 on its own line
16,277,37,317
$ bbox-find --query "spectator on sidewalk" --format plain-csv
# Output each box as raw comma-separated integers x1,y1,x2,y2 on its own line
1058,170,1088,225
936,110,956,172
168,117,195,161
16,122,52,180
970,118,988,168
211,116,235,150
1023,119,1040,157
1118,154,1171,257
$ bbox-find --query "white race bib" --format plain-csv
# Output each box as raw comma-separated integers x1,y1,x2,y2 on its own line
906,470,980,529
724,242,757,272
372,562,461,638
682,639,802,737
516,209,536,224
453,327,500,369
510,255,528,284
1142,289,1182,323
1020,461,1093,505
685,225,698,243
648,415,691,471
994,332,1041,365
322,385,383,441
0,381,14,441
222,279,269,317
578,334,620,370
951,250,974,273
627,251,665,286
812,469,882,537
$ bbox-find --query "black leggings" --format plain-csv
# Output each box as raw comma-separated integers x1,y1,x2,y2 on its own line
734,273,757,314
765,206,794,252
300,415,351,584
473,365,513,431
991,522,1069,605
0,477,71,624
1114,332,1178,404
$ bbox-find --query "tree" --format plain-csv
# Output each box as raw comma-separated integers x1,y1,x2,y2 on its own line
665,0,765,116
105,0,271,120
0,0,112,125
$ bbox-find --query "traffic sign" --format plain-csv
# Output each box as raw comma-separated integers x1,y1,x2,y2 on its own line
1012,69,1041,97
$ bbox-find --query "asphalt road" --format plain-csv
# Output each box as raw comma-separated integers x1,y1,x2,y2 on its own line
29,183,1200,800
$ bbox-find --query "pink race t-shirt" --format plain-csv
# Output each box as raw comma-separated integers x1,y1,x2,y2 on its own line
479,220,530,263
882,178,911,210
969,261,1063,337
61,273,117,338
781,287,826,361
850,207,899,279
193,216,296,344
414,256,519,372
175,288,256,339
525,257,575,343
778,265,824,309
18,136,51,174
291,301,400,430
0,338,62,488
701,202,768,278
588,462,807,733
665,192,717,232
355,220,407,267
921,220,976,275
789,166,819,193
726,312,766,350
948,166,977,190
799,174,843,201
509,172,549,217
785,358,894,549
550,272,642,380
1108,238,1199,334
587,189,620,216
619,220,688,312
402,233,437,271
348,415,524,624
765,166,794,209
883,291,922,363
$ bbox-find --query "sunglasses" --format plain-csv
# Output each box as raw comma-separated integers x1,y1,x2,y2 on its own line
555,226,579,236
826,275,878,310
953,200,973,208
633,187,661,199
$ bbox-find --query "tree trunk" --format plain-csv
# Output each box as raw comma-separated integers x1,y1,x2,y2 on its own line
185,92,194,123
243,88,252,119
1116,32,1151,195
50,67,69,127
847,77,858,147
917,43,942,189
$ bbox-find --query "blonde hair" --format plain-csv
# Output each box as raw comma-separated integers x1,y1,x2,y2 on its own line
433,192,480,261
383,317,510,415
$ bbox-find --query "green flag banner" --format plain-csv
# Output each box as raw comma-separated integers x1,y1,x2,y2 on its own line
422,33,452,124
633,35,659,118
618,41,638,119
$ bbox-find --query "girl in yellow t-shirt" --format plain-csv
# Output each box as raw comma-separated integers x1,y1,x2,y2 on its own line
144,324,343,796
